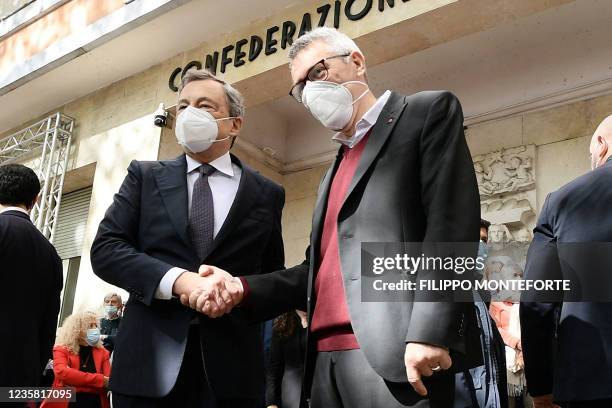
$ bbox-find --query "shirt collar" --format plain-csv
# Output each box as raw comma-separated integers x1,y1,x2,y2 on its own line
186,152,235,177
0,206,29,216
332,90,392,148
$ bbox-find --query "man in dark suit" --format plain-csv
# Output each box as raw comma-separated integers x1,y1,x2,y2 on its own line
520,115,612,408
0,164,63,391
198,28,482,408
91,69,285,407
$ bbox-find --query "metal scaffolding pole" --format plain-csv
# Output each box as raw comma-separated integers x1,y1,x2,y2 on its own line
0,112,75,242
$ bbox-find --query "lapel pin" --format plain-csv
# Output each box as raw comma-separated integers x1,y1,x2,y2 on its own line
387,117,394,124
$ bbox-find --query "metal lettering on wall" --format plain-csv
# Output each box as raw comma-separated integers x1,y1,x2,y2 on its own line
168,0,411,91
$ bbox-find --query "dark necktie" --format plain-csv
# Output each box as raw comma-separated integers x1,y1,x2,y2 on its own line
189,164,215,261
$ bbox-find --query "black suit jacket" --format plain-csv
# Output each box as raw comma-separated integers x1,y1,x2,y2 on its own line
243,91,482,399
520,158,612,402
91,154,285,399
0,210,62,387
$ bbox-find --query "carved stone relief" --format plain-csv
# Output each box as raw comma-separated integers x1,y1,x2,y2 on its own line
475,145,537,283
474,145,536,200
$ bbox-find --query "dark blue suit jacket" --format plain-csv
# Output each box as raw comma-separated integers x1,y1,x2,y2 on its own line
91,154,285,399
521,158,612,402
0,210,62,387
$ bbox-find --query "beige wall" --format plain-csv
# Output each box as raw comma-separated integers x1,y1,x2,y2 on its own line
282,165,329,266
71,114,162,310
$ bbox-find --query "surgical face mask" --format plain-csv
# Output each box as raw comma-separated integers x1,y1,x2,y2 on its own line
301,80,369,131
175,106,236,153
104,305,118,317
86,328,101,346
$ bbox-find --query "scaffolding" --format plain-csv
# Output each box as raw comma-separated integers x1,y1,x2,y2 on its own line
0,112,75,242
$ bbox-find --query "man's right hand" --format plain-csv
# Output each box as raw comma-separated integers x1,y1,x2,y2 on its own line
172,266,243,318
197,265,244,317
404,342,452,396
173,271,233,317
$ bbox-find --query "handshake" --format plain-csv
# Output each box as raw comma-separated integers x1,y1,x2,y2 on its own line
172,265,244,318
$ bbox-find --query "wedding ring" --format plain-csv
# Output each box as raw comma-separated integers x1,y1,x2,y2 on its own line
431,365,442,372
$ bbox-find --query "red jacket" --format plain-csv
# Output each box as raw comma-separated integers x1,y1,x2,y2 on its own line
41,345,111,408
489,301,521,349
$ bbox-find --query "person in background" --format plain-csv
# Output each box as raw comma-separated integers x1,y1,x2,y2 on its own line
91,68,284,408
266,310,308,408
0,164,63,395
520,115,612,408
455,219,507,408
42,311,111,408
100,293,123,352
261,319,275,407
490,301,532,408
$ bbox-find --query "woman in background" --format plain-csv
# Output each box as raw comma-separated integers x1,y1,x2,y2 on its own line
490,301,533,408
41,311,111,408
266,310,308,408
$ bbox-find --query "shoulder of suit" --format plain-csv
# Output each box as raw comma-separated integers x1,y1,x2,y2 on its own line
132,159,165,170
0,212,55,243
126,158,180,176
548,165,610,206
403,90,459,108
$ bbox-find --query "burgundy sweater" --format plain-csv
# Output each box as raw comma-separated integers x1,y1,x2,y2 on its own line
310,132,370,351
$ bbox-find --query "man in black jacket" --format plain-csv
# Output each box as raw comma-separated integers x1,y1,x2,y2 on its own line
520,115,612,408
197,28,482,408
100,292,123,352
91,70,285,408
0,164,63,390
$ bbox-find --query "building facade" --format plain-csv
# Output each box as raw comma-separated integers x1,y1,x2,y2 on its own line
1,0,610,318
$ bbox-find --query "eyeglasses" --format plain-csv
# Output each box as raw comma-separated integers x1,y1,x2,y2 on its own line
289,53,350,103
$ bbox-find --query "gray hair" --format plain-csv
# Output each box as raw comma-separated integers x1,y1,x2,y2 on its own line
288,27,362,68
178,69,245,117
104,292,122,304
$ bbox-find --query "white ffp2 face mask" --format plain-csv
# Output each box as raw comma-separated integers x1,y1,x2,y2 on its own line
175,106,236,153
301,80,369,131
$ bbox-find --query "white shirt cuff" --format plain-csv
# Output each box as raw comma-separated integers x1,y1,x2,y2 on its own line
234,276,244,292
155,267,187,300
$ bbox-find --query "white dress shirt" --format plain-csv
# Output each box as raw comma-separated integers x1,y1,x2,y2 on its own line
332,90,392,148
0,206,29,215
155,152,242,300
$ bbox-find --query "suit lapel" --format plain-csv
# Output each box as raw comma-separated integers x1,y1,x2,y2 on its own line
310,149,343,257
207,154,260,257
341,92,408,211
153,155,194,251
